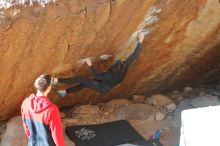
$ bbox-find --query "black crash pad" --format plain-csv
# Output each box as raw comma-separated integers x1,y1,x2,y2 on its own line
65,120,163,146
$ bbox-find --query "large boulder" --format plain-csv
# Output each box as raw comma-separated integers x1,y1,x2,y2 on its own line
0,0,220,121
0,116,75,146
190,95,220,107
0,116,27,146
172,100,194,128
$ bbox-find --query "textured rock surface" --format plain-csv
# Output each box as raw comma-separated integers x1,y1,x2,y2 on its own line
72,104,100,114
147,94,173,106
190,95,220,107
0,116,75,146
155,112,166,121
0,0,220,121
105,98,132,109
172,100,193,128
113,104,153,120
0,116,27,146
131,95,146,103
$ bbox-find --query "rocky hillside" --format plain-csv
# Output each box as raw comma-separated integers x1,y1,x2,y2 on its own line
0,0,220,121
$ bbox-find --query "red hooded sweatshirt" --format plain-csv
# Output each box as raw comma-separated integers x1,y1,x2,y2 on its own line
21,94,65,146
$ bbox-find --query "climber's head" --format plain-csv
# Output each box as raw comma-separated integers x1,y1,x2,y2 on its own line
34,74,51,93
110,60,126,74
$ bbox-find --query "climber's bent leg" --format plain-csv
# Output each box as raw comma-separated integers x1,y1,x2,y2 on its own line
66,84,85,94
58,76,86,85
65,77,107,93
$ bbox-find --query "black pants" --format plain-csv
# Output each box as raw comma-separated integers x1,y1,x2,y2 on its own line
59,43,142,94
58,77,108,93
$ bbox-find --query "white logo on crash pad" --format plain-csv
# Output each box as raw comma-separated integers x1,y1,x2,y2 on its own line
75,128,96,140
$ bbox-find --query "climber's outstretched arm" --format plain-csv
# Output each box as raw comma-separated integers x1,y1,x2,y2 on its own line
124,32,145,66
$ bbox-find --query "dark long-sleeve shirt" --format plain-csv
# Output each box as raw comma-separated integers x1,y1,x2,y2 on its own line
88,42,142,89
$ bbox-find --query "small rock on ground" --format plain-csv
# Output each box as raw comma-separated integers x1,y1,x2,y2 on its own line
190,94,220,107
184,87,193,94
105,98,132,109
72,104,100,114
147,94,173,106
166,103,177,112
155,112,166,121
170,90,181,99
131,95,146,103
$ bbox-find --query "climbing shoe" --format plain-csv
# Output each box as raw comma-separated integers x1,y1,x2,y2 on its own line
56,90,67,97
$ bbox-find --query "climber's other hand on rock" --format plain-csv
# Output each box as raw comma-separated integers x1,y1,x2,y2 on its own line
85,57,92,66
137,32,145,43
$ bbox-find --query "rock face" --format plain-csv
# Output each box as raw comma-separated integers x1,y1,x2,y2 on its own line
172,100,193,128
0,116,27,146
0,0,220,121
113,104,153,120
0,116,75,146
147,94,173,106
190,95,220,107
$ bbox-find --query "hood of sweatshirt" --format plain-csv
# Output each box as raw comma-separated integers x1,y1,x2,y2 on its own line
28,94,52,113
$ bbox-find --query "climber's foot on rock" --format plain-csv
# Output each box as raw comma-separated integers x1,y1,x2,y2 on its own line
56,90,67,97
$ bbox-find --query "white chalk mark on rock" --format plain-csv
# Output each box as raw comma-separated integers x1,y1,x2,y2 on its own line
99,54,113,61
0,0,57,9
78,57,96,65
148,6,162,15
145,15,160,26
0,12,13,33
12,9,21,17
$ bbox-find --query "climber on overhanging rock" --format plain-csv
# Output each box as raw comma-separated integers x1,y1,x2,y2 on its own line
50,31,145,97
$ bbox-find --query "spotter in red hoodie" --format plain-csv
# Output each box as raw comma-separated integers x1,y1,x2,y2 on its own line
21,94,65,146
